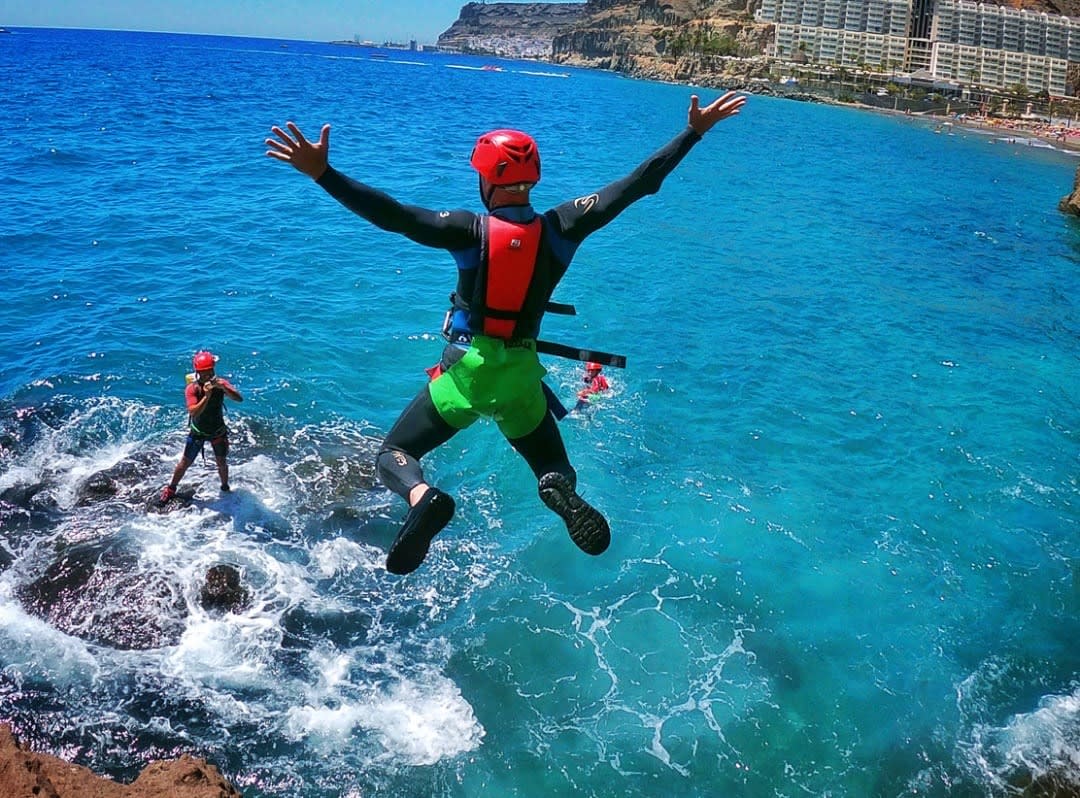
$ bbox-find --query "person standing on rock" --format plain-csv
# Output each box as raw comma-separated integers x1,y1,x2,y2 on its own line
160,351,243,503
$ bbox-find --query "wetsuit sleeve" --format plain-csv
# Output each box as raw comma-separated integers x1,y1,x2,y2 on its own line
548,127,702,243
316,166,477,250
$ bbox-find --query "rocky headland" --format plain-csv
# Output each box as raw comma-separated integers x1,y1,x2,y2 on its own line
437,1,586,58
437,0,775,84
1060,168,1080,214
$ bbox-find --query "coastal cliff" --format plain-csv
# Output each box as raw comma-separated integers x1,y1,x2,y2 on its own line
437,2,585,58
437,0,800,86
1059,165,1080,215
1041,0,1080,15
549,0,774,86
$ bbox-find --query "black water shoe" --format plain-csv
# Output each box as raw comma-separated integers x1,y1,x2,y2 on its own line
386,488,456,575
538,472,610,555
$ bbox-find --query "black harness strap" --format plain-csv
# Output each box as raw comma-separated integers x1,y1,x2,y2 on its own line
535,341,626,369
544,301,577,316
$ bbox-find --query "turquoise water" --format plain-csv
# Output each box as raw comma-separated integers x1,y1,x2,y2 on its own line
2,26,1079,797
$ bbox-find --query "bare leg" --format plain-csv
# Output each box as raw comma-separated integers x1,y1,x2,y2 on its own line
169,457,193,490
215,455,230,491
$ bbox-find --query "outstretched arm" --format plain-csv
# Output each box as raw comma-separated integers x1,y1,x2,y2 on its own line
688,91,746,135
265,122,330,180
265,120,477,249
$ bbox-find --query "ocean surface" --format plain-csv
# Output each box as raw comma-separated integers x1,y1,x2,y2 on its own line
1,26,1078,798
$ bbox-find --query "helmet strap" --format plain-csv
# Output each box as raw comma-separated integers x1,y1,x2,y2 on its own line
479,175,497,210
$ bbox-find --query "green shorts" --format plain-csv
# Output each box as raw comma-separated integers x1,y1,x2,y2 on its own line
428,335,548,439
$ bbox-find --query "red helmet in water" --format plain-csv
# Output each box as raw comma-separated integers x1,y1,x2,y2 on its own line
470,129,540,186
193,351,217,371
586,361,602,373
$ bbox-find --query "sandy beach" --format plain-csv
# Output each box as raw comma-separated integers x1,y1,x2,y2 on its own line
848,101,1080,156
945,115,1080,153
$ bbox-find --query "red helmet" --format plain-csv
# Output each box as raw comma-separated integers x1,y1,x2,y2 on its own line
470,129,540,186
586,361,602,373
193,351,217,371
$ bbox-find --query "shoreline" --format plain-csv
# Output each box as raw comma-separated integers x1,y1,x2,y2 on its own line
845,102,1080,155
375,46,1080,158
539,52,1080,158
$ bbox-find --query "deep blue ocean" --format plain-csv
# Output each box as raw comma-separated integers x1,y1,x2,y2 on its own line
1,26,1078,798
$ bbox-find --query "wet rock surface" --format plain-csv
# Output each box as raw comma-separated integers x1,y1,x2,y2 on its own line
199,564,251,614
15,540,188,650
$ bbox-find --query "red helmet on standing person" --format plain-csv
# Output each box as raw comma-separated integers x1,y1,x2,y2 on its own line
193,351,217,371
470,129,541,186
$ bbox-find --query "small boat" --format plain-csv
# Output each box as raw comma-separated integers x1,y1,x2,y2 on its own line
481,64,504,72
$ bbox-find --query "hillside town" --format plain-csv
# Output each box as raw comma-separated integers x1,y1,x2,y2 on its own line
432,0,1080,135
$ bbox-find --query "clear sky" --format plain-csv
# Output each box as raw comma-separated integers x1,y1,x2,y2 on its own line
0,0,584,46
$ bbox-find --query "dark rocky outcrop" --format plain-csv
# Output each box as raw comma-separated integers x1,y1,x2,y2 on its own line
14,544,256,648
199,564,251,614
75,455,157,506
1,482,59,517
15,540,188,650
0,723,241,798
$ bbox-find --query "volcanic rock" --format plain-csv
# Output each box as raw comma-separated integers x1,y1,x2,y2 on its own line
0,723,242,798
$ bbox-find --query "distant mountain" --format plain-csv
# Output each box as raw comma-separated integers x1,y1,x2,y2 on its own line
436,2,585,58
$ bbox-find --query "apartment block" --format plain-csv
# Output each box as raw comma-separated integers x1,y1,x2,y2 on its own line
755,0,1080,95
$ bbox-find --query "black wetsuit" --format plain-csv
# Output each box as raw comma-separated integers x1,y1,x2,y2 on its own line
315,127,704,499
184,383,229,460
191,386,227,437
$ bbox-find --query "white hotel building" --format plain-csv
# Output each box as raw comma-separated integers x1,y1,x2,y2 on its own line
754,0,1080,96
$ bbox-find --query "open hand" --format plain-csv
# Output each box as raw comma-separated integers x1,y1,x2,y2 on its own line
266,122,331,180
688,91,747,135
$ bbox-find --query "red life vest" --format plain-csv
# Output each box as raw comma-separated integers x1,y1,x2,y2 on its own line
431,214,627,382
476,215,543,339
